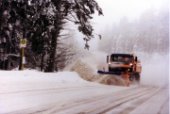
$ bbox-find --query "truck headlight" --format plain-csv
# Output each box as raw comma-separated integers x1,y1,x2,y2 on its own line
129,63,133,66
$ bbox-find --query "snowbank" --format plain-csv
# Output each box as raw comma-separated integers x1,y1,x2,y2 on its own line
0,70,88,93
0,70,127,114
0,70,85,82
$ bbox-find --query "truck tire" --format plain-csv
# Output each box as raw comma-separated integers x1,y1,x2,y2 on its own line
135,73,140,82
108,67,112,72
129,74,135,81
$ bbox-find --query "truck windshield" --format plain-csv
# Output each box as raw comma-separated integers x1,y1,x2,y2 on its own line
111,54,133,63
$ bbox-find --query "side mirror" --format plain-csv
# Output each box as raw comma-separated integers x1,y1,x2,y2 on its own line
135,57,138,61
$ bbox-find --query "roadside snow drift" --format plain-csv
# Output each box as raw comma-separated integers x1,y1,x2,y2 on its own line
0,70,128,114
0,70,90,113
0,70,87,93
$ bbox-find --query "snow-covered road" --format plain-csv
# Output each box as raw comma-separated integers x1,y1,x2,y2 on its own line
0,70,169,114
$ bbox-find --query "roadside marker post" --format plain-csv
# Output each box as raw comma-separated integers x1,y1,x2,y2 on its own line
19,39,27,70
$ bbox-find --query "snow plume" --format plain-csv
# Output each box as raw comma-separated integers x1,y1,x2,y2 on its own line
81,51,108,73
66,51,107,73
69,51,126,86
140,53,169,87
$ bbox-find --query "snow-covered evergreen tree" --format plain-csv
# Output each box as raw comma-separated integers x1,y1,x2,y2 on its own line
0,0,103,71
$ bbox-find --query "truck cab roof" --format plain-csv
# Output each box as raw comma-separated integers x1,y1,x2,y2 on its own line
111,53,134,57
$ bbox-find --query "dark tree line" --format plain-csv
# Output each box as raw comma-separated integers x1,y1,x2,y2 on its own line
0,0,102,71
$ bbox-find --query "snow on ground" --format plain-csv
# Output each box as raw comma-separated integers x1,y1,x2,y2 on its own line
0,70,85,83
0,52,168,114
0,70,88,113
0,70,127,113
0,70,88,93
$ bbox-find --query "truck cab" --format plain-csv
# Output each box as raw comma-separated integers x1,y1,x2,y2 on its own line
107,53,141,82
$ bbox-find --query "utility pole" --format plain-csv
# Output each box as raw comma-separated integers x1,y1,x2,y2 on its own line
19,38,27,70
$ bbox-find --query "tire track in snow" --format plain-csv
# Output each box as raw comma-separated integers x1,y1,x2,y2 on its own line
0,85,101,95
129,88,169,114
157,99,169,114
87,87,158,114
46,87,155,114
9,86,139,114
104,88,162,114
4,86,163,114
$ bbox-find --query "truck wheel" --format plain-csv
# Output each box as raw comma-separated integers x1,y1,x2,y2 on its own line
135,73,140,82
129,75,135,81
109,67,114,72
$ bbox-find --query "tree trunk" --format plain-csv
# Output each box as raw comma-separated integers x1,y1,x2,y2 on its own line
45,29,58,72
45,15,63,72
40,52,45,71
44,11,63,72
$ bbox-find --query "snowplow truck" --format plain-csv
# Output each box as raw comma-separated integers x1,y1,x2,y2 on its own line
98,53,142,82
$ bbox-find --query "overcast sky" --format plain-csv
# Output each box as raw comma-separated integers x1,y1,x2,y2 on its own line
93,0,168,31
76,0,169,50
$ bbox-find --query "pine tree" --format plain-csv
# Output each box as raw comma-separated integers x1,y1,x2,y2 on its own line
0,0,103,71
